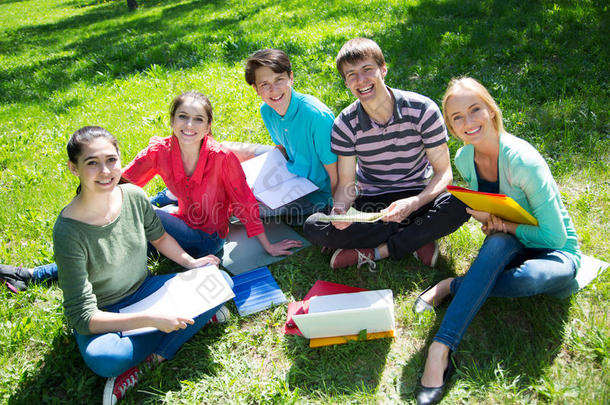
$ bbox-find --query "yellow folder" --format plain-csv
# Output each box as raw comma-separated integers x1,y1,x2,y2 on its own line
309,330,396,348
447,185,538,226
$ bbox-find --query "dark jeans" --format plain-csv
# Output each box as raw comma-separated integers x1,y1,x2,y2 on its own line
303,189,469,259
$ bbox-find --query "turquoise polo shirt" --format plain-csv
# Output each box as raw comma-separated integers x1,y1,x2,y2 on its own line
260,89,337,207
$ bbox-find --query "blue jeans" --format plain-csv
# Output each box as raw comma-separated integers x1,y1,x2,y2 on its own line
32,263,58,282
154,208,225,259
434,233,577,352
74,271,233,377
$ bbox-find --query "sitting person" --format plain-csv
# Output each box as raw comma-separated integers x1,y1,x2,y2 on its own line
0,91,303,292
152,49,338,225
54,126,231,404
122,91,302,258
304,38,469,269
413,78,581,405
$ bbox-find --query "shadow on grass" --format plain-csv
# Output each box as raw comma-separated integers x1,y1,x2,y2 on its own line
1,0,607,163
399,294,572,402
0,0,270,106
276,248,394,396
284,334,392,397
7,328,97,404
271,247,459,398
6,310,227,404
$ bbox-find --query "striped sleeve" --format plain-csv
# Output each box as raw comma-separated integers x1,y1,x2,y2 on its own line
417,97,448,148
331,111,357,156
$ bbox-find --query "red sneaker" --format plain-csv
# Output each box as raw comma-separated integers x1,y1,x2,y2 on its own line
102,366,142,405
413,241,439,267
330,248,376,271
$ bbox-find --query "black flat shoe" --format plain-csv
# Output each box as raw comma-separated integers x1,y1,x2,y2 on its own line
416,351,455,405
413,285,436,314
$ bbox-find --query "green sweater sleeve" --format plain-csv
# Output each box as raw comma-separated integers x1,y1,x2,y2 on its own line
54,219,99,335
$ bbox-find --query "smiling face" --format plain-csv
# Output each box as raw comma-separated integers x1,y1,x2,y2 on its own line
68,137,121,195
171,97,211,149
342,56,387,104
253,66,294,116
444,89,498,145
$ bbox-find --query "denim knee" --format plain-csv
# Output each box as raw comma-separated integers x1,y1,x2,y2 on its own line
80,334,135,377
483,232,522,251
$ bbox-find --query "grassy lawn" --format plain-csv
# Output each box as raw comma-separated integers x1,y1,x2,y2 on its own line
1,0,608,403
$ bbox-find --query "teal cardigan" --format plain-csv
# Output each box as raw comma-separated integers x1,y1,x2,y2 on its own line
454,133,580,268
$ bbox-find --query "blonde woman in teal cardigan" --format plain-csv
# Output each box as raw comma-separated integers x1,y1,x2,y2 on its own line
414,77,580,405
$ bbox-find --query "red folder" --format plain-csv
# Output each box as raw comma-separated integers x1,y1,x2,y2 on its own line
282,280,367,336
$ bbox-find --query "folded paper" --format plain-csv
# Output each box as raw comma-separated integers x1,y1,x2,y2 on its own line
316,207,387,223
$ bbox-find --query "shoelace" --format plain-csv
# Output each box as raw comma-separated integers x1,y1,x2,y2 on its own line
116,369,141,397
356,250,377,272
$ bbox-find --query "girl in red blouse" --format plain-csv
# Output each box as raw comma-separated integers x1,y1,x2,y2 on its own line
123,91,302,258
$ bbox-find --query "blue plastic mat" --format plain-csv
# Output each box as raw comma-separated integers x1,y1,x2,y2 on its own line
232,266,287,316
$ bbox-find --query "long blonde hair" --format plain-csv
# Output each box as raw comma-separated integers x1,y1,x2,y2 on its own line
442,77,504,137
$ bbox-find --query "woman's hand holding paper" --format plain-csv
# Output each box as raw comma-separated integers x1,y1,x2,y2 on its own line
149,313,195,333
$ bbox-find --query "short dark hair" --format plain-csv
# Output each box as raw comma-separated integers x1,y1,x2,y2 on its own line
335,38,386,80
244,49,292,86
169,91,213,125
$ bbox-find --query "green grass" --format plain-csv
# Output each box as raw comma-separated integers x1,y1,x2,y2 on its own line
1,0,608,403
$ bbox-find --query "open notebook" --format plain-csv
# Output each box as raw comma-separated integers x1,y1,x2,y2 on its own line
119,265,235,336
240,148,318,209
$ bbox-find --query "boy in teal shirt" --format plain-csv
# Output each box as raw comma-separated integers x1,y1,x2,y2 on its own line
243,48,337,216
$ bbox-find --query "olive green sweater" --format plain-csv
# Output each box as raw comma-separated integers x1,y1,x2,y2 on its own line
53,184,165,334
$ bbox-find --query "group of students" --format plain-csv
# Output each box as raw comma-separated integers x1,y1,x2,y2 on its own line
0,38,580,405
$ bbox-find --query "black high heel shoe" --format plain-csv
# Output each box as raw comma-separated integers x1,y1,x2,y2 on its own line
416,351,455,405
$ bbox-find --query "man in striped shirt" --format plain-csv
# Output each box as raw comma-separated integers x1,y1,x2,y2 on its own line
304,38,469,270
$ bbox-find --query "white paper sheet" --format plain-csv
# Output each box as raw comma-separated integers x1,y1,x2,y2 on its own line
119,265,235,336
316,207,388,223
240,148,318,209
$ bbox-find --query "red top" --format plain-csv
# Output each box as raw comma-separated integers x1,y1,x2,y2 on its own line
123,135,264,238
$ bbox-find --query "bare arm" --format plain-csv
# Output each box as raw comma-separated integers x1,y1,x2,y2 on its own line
331,155,357,229
88,310,194,335
467,208,518,236
150,232,220,269
383,143,453,222
323,161,339,196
